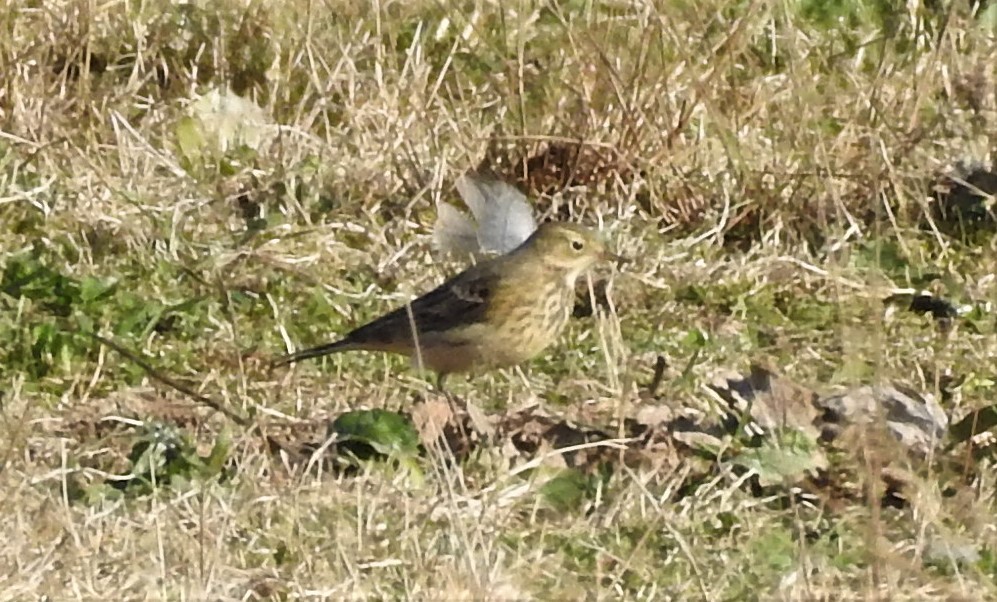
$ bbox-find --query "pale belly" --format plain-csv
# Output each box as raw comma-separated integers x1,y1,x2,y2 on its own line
409,287,574,375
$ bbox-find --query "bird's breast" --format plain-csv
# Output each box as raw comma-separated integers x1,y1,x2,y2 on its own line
483,280,574,366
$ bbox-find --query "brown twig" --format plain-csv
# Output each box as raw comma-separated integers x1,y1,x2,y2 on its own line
85,332,251,427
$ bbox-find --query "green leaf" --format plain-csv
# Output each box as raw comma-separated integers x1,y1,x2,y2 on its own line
961,302,995,336
680,328,708,349
175,116,205,160
79,276,117,304
328,410,424,485
330,409,420,457
128,426,184,479
981,2,997,32
539,469,591,513
81,422,233,500
851,239,910,279
731,428,827,486
202,426,232,477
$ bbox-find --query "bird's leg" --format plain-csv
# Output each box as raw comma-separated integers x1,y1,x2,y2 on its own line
436,372,467,413
432,372,474,448
433,372,493,443
436,372,460,408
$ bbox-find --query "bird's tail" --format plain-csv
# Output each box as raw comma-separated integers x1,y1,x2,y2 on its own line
271,339,360,368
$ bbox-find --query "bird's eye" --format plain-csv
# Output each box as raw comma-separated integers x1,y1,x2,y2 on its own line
571,240,585,251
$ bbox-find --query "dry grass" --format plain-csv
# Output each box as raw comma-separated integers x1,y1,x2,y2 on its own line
1,0,996,599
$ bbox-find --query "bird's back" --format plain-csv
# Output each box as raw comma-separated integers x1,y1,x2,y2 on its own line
340,258,504,352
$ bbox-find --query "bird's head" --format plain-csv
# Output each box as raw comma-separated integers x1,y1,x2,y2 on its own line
525,222,615,283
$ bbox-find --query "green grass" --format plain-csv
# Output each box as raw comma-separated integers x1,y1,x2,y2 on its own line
1,0,996,598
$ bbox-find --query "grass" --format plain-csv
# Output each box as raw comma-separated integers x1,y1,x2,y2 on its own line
1,0,996,598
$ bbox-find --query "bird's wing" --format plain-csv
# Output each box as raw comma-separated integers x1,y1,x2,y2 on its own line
343,263,500,348
456,173,537,254
474,180,536,254
432,202,480,254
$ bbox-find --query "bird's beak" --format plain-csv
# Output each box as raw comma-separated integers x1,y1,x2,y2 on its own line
601,249,627,265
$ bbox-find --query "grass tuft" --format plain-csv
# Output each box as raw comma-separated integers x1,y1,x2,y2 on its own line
1,0,995,597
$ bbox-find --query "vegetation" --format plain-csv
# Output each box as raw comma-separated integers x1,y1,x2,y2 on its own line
1,0,995,598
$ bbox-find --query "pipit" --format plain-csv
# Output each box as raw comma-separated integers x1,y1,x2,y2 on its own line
273,222,613,389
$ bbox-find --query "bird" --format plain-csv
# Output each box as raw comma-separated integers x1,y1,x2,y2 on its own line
272,222,613,390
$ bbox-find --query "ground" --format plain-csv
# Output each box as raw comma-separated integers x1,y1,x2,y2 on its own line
1,0,996,599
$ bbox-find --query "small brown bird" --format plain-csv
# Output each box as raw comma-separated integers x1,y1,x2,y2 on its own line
273,222,612,389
